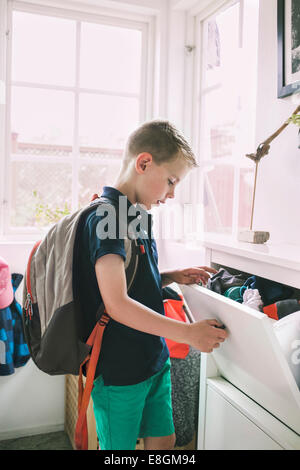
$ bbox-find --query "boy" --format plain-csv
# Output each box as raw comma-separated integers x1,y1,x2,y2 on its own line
78,120,227,450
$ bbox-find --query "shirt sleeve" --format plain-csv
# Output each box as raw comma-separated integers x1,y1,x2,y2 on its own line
84,209,127,266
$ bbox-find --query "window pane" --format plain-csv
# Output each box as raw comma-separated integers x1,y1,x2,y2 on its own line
12,11,76,86
78,160,122,208
10,162,72,227
80,22,142,94
238,167,254,230
204,3,240,89
11,87,74,148
203,165,234,234
79,93,139,149
201,88,239,160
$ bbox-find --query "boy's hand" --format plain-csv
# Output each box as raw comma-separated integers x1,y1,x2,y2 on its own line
187,319,228,353
95,255,226,352
162,266,217,287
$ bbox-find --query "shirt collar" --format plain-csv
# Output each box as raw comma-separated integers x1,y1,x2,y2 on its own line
101,186,153,237
101,186,134,213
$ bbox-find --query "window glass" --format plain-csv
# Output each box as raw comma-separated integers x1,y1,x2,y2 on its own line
197,0,259,236
80,22,142,94
6,8,145,233
12,11,76,86
11,87,74,148
10,162,72,227
204,3,240,89
203,165,234,234
79,93,139,149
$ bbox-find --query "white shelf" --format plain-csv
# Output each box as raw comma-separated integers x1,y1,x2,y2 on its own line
200,235,300,289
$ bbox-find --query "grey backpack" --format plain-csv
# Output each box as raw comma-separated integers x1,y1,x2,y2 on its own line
22,195,141,449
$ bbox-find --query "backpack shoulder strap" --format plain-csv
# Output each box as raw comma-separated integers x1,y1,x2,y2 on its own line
75,195,142,450
86,195,140,293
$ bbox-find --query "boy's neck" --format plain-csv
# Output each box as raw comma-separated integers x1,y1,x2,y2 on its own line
113,178,137,207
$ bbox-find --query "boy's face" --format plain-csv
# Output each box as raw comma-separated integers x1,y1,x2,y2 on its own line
135,152,190,210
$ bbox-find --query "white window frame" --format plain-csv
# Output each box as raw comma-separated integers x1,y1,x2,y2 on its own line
182,0,258,242
0,0,156,241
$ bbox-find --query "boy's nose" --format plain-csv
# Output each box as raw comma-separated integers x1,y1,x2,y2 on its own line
167,189,175,199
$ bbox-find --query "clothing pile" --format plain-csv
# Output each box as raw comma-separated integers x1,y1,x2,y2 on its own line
0,257,30,376
207,268,300,321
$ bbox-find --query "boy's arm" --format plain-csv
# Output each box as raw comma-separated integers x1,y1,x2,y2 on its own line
95,254,227,353
160,271,174,288
160,266,218,288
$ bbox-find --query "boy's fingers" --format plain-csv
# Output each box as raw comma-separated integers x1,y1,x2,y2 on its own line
187,271,208,278
197,266,217,274
207,320,228,339
207,319,223,328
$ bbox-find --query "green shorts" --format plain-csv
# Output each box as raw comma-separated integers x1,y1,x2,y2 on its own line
91,358,175,450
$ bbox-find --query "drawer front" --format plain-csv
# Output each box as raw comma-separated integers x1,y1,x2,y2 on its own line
180,284,300,435
204,385,283,450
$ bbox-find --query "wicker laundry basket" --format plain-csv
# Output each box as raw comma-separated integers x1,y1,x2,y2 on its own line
64,374,98,450
65,374,196,450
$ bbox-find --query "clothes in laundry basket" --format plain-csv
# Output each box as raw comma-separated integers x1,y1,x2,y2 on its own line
163,286,189,359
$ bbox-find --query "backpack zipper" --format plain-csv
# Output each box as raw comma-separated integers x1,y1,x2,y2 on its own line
24,293,33,320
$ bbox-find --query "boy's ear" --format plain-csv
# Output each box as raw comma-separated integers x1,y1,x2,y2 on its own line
135,153,153,174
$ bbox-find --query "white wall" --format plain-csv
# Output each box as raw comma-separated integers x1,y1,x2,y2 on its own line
0,243,65,440
253,0,300,245
0,0,170,441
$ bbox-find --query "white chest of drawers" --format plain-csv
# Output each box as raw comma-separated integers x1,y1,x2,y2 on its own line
180,237,300,450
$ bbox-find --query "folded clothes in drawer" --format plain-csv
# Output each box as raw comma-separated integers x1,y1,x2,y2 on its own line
207,268,300,320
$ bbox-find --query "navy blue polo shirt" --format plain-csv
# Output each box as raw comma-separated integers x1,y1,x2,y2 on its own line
77,186,169,386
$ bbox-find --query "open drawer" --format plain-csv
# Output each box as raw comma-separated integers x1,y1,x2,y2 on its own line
179,283,300,436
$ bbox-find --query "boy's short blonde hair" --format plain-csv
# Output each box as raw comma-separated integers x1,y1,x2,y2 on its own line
124,119,198,168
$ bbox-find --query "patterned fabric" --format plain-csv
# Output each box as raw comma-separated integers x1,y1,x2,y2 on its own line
0,273,30,375
170,347,201,447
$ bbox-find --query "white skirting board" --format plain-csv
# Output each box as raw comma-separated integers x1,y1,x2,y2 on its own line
0,423,64,441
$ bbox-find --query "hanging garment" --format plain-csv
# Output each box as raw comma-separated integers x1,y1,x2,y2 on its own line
207,268,248,295
0,273,30,375
0,256,14,309
0,305,14,375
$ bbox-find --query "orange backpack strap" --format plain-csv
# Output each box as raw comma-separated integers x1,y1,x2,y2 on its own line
75,312,110,450
74,193,140,450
